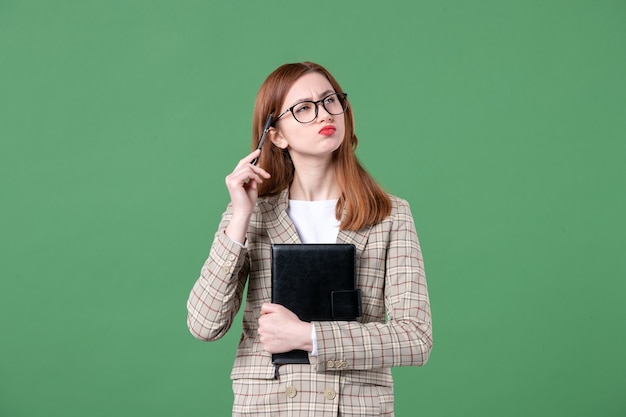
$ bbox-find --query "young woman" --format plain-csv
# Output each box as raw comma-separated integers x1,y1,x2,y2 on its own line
187,61,433,416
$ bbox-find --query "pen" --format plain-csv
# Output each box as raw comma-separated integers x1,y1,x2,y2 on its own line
251,113,274,166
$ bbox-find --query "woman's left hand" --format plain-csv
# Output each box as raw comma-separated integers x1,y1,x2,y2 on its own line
258,303,313,354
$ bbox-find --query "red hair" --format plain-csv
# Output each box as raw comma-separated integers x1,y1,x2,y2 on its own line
252,62,391,231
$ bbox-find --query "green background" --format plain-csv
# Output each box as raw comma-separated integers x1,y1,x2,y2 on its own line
1,1,625,416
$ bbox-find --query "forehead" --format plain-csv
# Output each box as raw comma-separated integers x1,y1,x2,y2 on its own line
283,72,334,104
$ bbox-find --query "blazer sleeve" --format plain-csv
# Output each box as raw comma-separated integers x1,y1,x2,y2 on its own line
186,204,250,341
312,198,433,372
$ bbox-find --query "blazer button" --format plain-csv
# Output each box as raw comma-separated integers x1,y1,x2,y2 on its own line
327,360,335,368
334,360,342,369
228,254,236,261
324,388,336,400
340,361,348,369
286,386,297,398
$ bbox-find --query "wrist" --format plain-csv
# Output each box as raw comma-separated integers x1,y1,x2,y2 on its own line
299,322,314,352
225,213,252,244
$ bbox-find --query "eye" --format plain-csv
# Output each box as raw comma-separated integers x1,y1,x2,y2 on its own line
294,102,312,113
324,95,336,104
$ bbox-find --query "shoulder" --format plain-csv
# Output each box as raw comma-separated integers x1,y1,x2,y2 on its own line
386,194,413,218
379,194,419,234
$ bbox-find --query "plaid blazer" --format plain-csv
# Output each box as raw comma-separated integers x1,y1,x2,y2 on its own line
187,189,432,416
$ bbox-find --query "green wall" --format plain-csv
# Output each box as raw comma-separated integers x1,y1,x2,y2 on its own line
1,1,624,416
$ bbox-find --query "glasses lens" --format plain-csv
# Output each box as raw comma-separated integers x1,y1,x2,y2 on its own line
292,101,317,123
290,93,348,123
323,93,348,115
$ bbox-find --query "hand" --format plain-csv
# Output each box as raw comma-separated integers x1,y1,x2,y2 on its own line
225,149,271,216
224,149,271,243
258,303,313,354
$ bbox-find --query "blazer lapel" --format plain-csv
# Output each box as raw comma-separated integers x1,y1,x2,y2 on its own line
259,190,373,251
336,205,372,259
337,226,371,258
260,189,301,244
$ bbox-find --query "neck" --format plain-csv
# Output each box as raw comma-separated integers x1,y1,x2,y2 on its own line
289,159,340,201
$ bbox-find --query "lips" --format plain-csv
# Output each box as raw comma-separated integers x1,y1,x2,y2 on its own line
318,125,336,136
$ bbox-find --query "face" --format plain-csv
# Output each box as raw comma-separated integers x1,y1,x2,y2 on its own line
270,72,346,163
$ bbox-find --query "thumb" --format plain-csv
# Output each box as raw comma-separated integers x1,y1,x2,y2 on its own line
260,302,281,315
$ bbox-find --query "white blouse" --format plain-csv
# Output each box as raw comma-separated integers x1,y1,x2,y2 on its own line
287,199,340,244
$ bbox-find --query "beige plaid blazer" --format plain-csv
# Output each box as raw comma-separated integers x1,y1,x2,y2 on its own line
187,189,432,416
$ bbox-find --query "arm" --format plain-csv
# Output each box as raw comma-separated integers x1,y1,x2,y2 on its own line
187,149,271,341
186,207,250,341
312,198,433,371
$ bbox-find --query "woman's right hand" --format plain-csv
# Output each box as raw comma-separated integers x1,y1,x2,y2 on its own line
224,149,271,243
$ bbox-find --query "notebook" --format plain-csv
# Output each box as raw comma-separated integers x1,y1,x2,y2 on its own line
270,243,361,365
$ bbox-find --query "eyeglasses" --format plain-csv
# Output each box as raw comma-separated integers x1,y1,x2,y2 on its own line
275,92,348,124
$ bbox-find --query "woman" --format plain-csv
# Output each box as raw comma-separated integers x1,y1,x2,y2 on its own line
187,62,432,416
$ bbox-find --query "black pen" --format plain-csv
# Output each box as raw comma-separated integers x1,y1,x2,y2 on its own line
251,113,274,166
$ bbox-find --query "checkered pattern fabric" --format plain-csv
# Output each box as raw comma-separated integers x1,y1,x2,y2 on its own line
187,189,432,416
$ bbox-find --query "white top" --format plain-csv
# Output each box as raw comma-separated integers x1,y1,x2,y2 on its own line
287,199,340,244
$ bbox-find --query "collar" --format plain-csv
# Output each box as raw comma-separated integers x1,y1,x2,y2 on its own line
257,189,371,257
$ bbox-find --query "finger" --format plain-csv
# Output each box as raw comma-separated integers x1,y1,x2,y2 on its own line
260,303,271,314
227,165,266,187
242,170,266,186
236,149,261,169
225,171,255,189
260,302,280,314
240,158,271,184
251,164,272,179
247,161,271,178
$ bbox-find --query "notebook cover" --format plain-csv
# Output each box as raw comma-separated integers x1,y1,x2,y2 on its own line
270,243,361,365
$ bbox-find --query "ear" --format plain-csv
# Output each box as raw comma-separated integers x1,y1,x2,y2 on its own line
268,127,288,149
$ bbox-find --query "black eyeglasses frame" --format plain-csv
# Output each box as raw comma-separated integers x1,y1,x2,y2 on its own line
274,92,348,124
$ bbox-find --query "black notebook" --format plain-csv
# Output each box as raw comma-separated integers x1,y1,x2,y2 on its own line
271,243,361,365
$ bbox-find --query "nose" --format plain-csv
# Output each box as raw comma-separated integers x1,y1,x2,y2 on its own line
316,101,332,122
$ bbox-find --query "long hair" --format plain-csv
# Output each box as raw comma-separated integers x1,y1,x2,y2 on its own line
252,62,391,231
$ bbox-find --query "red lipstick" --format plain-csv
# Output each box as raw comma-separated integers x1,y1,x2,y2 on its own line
318,125,336,136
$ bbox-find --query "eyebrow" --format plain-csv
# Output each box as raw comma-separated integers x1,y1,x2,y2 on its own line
290,89,335,106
